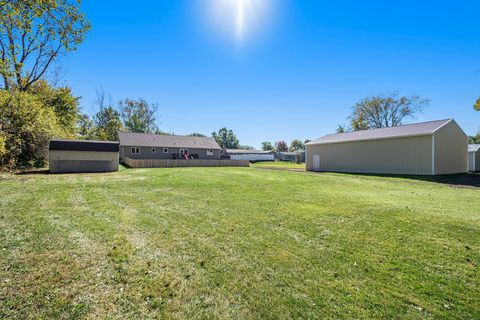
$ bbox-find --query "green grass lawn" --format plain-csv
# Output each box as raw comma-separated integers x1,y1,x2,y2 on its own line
1,168,479,319
251,161,305,170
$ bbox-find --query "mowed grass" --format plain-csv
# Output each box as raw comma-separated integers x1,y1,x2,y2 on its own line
0,168,479,319
251,161,305,170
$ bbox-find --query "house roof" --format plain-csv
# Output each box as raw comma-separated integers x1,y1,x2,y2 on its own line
306,119,455,146
118,132,221,149
49,139,119,152
469,144,480,152
226,149,275,155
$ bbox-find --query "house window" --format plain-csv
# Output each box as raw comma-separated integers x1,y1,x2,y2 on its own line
131,147,140,154
151,148,156,153
180,149,189,156
163,148,169,153
206,149,214,156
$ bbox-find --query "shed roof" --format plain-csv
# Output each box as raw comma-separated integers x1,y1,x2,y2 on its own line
119,132,221,149
306,119,454,146
226,149,275,155
468,144,480,152
49,139,119,152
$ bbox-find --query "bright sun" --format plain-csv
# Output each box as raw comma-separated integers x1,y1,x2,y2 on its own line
205,0,272,44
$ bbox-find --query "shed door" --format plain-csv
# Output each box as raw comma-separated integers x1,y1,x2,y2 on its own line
313,155,320,171
469,152,475,172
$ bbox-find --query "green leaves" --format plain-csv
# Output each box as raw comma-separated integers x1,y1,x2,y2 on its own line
119,98,159,134
0,0,91,91
94,106,123,141
261,141,274,151
212,127,239,149
289,139,304,152
0,81,80,167
474,97,480,111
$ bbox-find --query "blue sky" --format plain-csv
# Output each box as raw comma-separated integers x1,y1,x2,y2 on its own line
63,0,480,147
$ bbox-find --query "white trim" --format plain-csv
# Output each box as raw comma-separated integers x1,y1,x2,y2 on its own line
163,148,169,153
180,149,189,155
131,147,140,155
433,119,468,139
151,148,156,153
306,133,434,146
431,134,435,175
431,119,452,134
206,149,214,156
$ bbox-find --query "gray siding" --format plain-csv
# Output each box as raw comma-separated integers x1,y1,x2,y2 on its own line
49,150,119,173
306,135,433,175
120,146,221,160
434,121,468,174
468,152,480,172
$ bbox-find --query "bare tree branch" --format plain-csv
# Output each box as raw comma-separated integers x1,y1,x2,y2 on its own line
0,0,90,91
349,93,429,131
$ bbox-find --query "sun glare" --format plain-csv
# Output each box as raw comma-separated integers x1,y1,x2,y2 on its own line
203,0,273,44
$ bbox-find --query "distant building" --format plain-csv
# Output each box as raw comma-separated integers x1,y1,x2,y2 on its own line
119,132,221,160
468,144,480,172
276,151,305,162
226,149,275,162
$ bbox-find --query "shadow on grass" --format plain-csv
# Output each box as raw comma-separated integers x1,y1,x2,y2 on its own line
336,172,480,188
15,169,50,175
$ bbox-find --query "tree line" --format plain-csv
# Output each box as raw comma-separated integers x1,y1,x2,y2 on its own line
260,140,310,152
77,89,162,141
1,1,479,168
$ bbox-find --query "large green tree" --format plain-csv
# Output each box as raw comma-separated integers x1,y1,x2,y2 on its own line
0,89,62,167
261,141,274,151
469,134,480,144
474,97,480,111
119,98,158,134
94,107,122,141
349,93,429,131
76,113,95,140
289,139,304,152
212,128,239,149
28,80,80,137
0,0,90,91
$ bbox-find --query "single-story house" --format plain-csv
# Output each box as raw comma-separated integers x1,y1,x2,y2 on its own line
49,139,119,173
226,149,275,162
119,132,222,160
276,151,305,162
305,119,467,175
468,144,480,172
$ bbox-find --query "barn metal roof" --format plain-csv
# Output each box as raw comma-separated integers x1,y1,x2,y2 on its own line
49,139,119,152
469,144,480,152
306,119,455,146
119,132,221,149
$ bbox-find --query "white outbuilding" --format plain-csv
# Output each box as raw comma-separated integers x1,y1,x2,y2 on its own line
226,149,275,162
468,144,480,172
306,119,468,175
49,139,119,173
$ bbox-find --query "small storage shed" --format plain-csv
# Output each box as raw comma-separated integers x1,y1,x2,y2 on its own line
468,145,480,172
49,139,119,173
305,119,467,175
